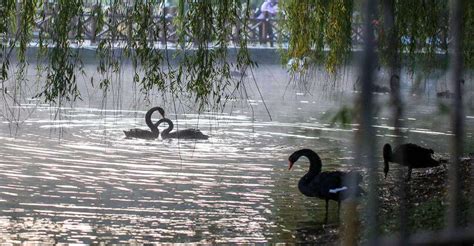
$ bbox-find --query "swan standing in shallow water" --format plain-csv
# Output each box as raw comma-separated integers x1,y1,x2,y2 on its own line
157,118,209,140
288,149,364,221
123,107,165,139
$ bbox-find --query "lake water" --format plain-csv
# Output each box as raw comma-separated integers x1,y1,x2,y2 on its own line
1,63,473,243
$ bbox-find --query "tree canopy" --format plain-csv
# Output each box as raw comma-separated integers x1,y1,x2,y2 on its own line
1,0,472,107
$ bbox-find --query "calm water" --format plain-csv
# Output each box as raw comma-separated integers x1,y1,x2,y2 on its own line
1,64,473,243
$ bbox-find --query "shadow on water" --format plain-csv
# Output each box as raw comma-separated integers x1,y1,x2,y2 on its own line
0,63,473,243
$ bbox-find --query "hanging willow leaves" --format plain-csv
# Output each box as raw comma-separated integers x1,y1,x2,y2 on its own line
36,0,85,103
7,0,39,105
279,1,314,64
235,0,257,83
279,0,473,74
36,0,47,61
325,0,352,73
279,0,352,74
400,0,447,72
174,0,254,110
463,0,474,69
18,0,38,65
0,0,16,81
0,0,472,106
95,0,123,91
127,0,167,95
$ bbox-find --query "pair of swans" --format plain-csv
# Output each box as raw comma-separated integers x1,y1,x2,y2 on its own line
123,107,209,140
288,143,444,220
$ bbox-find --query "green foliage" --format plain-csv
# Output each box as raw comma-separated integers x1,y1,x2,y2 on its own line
95,1,122,91
19,0,38,65
393,0,449,72
36,0,85,103
280,0,472,74
279,0,333,72
173,0,255,110
1,1,473,106
0,0,16,81
279,0,353,73
1,0,256,108
463,0,474,69
128,0,167,94
325,0,352,73
329,105,353,128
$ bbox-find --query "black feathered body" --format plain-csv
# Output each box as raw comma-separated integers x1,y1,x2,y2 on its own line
289,149,364,203
158,118,209,140
299,171,364,202
164,128,209,140
389,143,440,168
123,129,159,139
123,107,163,139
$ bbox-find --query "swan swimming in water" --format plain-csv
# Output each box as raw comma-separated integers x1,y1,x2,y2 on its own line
123,107,165,139
157,118,209,140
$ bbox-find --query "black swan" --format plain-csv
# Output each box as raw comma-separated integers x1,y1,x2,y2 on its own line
436,80,464,99
123,107,165,139
157,118,209,140
383,143,444,180
288,149,364,220
436,90,455,98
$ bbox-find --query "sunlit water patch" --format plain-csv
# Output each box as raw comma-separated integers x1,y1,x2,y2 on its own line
1,65,472,243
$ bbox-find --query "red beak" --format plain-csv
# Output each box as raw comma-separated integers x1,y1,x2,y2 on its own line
288,161,294,170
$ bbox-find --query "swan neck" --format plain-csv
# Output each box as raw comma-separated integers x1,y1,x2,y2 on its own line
307,153,322,175
383,144,392,162
294,149,322,176
145,107,161,133
160,118,174,137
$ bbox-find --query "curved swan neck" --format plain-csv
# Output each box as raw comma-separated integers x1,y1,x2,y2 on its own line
383,144,392,162
157,118,174,137
145,107,164,133
383,144,392,177
290,149,322,175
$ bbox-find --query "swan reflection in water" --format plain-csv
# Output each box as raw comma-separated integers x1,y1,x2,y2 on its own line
123,107,165,139
157,118,209,140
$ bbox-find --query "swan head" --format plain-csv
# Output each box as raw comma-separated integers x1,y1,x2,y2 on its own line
288,149,321,172
157,107,165,118
288,151,301,170
288,160,294,170
156,118,172,128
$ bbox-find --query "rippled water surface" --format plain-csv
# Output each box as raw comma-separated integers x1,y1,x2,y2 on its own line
1,64,473,243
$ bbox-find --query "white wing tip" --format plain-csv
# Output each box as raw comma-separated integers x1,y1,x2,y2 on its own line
329,186,348,193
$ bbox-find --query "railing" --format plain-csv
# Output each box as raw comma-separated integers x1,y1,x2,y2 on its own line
22,11,447,50
15,7,369,48
22,8,285,47
2,4,450,52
